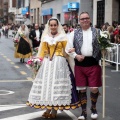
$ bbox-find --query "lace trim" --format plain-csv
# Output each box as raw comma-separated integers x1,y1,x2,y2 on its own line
26,101,81,110
28,97,71,106
42,58,49,100
43,34,67,45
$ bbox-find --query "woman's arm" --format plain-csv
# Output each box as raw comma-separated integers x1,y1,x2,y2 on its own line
38,42,48,58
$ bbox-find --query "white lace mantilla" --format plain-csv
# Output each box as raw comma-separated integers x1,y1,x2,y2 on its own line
28,56,72,106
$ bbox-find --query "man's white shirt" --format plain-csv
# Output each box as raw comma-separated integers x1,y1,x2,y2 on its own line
35,30,40,41
65,27,93,58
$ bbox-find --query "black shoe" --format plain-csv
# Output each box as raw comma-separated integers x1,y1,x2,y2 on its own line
22,59,25,63
20,58,22,62
91,108,98,119
78,111,87,120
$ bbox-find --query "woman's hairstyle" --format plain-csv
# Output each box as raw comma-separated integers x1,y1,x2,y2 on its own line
48,18,59,25
107,26,114,33
18,24,29,33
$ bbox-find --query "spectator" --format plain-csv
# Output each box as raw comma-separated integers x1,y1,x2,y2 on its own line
29,24,42,48
107,26,115,43
14,24,32,63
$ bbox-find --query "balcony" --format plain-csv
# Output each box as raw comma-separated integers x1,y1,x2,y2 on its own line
3,8,8,12
39,0,54,4
9,7,16,13
4,2,8,5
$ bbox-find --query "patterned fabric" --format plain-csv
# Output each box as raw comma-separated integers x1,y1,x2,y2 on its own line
90,92,99,109
27,35,81,110
79,92,87,112
73,27,101,61
28,56,72,106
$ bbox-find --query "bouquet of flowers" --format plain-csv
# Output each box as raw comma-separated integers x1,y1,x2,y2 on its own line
33,47,39,53
26,57,43,78
98,31,111,50
98,31,112,118
13,39,19,47
19,32,25,38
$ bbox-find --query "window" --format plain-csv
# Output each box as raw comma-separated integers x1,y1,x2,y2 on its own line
118,0,120,23
97,0,105,28
12,0,16,7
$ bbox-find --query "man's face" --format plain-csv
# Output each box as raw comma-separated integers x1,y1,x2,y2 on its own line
79,13,90,29
35,24,39,30
63,25,68,33
118,25,120,30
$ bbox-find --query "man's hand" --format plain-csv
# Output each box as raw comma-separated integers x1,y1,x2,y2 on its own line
34,37,37,40
75,55,85,62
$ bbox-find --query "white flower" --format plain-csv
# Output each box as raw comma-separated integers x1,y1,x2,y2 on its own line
100,31,109,39
104,34,108,38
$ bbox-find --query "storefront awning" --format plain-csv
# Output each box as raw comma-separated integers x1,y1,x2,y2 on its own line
42,8,53,16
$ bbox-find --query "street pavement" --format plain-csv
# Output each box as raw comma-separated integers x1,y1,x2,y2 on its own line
0,35,119,120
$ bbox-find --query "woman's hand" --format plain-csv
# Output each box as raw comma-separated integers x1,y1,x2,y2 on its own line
68,48,75,53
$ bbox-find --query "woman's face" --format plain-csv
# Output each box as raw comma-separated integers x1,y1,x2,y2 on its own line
21,25,25,30
49,20,58,34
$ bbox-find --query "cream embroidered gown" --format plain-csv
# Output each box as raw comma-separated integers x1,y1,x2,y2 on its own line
27,34,80,110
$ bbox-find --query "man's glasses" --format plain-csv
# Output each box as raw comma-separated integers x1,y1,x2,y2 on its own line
80,17,90,21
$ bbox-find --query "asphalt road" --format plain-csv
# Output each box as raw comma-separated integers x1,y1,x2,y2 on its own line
0,35,120,120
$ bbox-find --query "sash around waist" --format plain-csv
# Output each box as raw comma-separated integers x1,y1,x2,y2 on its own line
75,56,99,67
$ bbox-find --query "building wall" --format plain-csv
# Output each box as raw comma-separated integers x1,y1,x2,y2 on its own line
42,0,80,24
0,0,4,18
112,0,119,22
93,0,120,27
25,0,29,7
30,0,41,25
104,0,113,25
41,0,93,25
80,0,93,23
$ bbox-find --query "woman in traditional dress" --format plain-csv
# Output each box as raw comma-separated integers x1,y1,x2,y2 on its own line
14,24,32,63
26,17,80,118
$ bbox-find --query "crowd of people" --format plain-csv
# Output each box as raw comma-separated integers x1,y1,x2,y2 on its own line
95,21,120,44
1,12,119,119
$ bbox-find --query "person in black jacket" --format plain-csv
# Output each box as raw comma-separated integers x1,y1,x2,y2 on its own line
29,24,42,48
